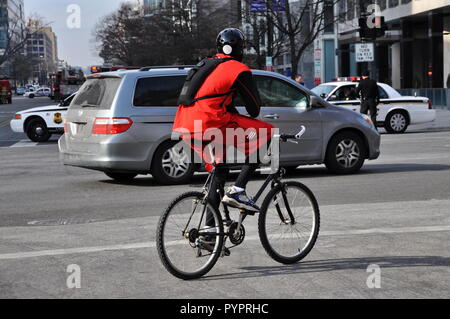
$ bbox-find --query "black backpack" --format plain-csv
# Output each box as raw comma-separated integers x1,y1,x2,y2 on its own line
177,57,233,106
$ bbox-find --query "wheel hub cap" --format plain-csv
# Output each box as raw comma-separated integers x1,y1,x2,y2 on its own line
336,139,360,168
390,114,406,131
162,146,189,178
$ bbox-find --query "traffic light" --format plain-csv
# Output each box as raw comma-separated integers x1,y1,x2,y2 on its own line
359,16,387,40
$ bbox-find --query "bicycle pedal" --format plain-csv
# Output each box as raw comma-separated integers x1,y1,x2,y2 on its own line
221,247,231,257
240,209,257,216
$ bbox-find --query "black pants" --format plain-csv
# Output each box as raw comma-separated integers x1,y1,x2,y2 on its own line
360,99,378,127
205,164,258,227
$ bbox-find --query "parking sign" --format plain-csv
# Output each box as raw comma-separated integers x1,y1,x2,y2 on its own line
355,43,374,62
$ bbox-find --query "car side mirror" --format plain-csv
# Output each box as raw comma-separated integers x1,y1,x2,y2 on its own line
309,95,323,109
328,95,337,101
320,93,327,99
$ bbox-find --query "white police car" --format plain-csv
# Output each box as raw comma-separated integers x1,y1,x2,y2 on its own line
10,93,76,142
312,79,436,134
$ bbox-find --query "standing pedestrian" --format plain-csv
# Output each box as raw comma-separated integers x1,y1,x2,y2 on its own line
295,74,305,86
356,71,380,130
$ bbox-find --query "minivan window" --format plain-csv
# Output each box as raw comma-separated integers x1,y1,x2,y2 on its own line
71,78,122,109
133,76,186,107
255,76,309,109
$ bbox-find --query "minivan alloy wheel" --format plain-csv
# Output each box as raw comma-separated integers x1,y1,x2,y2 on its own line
335,139,360,168
162,147,190,178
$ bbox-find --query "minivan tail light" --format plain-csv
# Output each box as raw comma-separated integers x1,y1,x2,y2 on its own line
92,118,133,135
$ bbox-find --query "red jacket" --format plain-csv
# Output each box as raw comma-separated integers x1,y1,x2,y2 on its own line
173,54,250,133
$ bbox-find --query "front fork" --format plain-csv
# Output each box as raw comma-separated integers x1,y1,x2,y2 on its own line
272,180,296,225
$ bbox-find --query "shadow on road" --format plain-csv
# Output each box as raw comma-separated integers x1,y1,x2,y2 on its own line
200,256,450,281
99,162,450,187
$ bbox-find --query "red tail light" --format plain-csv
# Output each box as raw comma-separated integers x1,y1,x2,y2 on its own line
92,118,133,135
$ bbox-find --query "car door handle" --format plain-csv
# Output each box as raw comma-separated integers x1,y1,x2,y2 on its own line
264,114,280,120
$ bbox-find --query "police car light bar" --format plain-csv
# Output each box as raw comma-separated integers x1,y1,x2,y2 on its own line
334,77,361,82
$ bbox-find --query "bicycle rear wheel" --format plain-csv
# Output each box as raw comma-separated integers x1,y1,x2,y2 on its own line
258,181,320,264
156,192,224,280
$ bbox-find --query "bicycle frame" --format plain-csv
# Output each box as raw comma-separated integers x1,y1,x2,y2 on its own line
201,165,296,228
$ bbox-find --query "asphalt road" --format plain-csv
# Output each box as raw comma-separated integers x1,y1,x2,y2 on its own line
0,98,449,298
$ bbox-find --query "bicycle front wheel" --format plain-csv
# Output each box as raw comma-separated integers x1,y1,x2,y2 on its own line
156,192,224,280
258,182,320,264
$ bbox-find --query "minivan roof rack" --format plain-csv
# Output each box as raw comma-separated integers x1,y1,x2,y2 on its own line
139,65,195,71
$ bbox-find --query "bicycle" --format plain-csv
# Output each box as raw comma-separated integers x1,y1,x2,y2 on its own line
156,126,320,280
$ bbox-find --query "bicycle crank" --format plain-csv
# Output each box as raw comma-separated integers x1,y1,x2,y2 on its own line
228,222,246,245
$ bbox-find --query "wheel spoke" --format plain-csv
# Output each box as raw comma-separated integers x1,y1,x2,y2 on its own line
261,183,319,262
157,193,223,279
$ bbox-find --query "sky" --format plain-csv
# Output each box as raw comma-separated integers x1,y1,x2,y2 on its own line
25,0,133,69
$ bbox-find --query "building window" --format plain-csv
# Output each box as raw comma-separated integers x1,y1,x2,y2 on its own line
260,20,266,46
347,0,355,20
378,0,387,11
339,0,346,23
237,0,242,22
388,0,399,7
324,0,334,33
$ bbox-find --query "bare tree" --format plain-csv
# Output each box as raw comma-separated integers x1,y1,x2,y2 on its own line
0,14,46,68
10,54,35,87
242,0,287,69
95,1,232,66
264,0,343,79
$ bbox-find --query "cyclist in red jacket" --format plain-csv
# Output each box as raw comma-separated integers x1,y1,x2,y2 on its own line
173,28,274,212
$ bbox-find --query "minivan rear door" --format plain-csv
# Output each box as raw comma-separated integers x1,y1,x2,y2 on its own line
65,76,123,141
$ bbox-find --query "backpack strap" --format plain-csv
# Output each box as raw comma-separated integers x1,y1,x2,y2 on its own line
192,89,236,103
177,57,235,106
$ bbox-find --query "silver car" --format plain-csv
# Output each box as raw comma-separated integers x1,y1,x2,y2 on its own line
59,68,380,184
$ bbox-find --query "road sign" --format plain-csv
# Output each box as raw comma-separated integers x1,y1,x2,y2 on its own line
266,56,273,67
355,43,374,62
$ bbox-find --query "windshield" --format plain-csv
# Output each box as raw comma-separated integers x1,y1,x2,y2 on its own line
71,78,121,109
311,85,337,98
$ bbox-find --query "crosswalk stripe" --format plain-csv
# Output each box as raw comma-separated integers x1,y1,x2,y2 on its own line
0,224,448,260
0,120,10,128
9,140,38,148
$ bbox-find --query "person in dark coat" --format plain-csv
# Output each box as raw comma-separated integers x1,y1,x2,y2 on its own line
356,72,380,130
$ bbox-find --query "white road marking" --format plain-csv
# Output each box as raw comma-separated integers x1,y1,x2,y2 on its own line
0,224,449,261
9,140,38,148
0,120,10,128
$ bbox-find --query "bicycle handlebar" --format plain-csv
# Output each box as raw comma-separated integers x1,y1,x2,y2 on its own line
275,126,306,142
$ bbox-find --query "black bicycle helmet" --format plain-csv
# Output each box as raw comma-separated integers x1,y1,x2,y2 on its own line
216,28,245,61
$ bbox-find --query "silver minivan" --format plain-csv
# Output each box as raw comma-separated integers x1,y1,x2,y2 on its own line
59,68,380,184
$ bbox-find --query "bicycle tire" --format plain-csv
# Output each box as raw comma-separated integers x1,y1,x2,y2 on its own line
258,181,320,264
156,191,224,280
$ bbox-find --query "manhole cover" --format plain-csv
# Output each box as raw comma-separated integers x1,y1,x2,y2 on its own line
27,217,98,226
